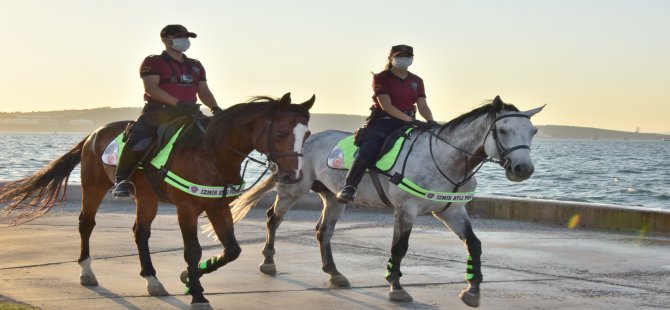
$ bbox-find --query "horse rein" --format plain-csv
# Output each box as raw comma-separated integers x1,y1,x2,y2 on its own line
418,112,532,187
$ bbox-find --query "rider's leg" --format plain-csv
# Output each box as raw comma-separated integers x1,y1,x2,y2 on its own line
112,117,155,198
335,153,374,203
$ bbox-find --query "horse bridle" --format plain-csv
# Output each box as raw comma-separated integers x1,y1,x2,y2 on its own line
251,112,305,166
483,113,532,168
417,112,532,188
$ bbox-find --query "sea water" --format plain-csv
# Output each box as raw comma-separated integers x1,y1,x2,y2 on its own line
0,132,668,210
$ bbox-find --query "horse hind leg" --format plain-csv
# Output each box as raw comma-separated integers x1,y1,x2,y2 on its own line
133,198,168,296
316,191,350,288
78,185,108,286
433,206,482,308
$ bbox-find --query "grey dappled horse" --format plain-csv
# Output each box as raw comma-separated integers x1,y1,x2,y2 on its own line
217,96,544,307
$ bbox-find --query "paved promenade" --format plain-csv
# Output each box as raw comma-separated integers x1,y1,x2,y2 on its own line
1,198,669,309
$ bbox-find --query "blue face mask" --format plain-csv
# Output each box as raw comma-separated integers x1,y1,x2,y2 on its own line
392,57,413,69
171,38,191,52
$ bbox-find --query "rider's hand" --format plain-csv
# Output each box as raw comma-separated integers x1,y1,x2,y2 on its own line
427,120,440,128
409,119,428,128
210,106,224,116
176,100,201,115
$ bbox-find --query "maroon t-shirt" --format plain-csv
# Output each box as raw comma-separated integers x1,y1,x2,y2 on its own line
370,70,426,112
139,51,207,103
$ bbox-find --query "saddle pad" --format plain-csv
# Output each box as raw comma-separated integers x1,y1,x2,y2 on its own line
101,128,182,168
327,128,411,172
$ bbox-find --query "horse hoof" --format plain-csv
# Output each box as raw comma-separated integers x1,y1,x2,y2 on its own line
190,302,213,310
329,274,351,288
389,289,413,302
259,263,277,275
459,289,480,307
180,270,189,284
79,274,99,286
145,276,169,296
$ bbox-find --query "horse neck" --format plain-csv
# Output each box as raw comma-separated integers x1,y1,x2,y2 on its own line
431,115,490,175
208,128,255,181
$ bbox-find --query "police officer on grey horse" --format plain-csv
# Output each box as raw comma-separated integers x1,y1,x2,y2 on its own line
336,44,439,203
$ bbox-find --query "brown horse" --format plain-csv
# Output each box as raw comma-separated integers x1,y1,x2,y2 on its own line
0,93,314,310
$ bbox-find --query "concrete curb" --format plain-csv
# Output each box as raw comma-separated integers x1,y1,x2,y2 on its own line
56,185,670,234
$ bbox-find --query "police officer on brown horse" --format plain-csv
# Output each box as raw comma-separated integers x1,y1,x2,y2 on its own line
336,44,439,203
112,24,224,198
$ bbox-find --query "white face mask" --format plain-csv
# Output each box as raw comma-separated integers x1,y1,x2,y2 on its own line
391,56,413,69
171,38,191,52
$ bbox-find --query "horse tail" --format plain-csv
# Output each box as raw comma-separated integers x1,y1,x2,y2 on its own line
231,175,277,224
0,135,89,226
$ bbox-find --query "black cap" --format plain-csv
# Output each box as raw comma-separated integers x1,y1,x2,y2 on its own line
160,25,197,38
390,44,413,56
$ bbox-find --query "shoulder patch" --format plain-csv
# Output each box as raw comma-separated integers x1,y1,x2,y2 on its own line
140,65,152,74
374,84,384,91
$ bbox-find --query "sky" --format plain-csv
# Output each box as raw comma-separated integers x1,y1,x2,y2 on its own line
1,0,669,133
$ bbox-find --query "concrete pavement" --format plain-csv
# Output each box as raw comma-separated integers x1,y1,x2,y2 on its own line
1,199,669,309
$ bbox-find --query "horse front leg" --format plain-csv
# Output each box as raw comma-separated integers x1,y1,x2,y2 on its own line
433,205,482,307
260,194,301,275
385,209,417,302
459,221,482,307
188,205,241,279
133,198,168,296
316,192,350,288
176,205,210,309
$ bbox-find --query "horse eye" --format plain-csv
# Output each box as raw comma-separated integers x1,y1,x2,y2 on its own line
498,128,507,135
532,127,538,135
275,131,289,138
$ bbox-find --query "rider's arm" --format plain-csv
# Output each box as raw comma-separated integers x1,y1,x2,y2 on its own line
377,94,413,122
142,75,180,106
197,81,220,110
416,97,435,122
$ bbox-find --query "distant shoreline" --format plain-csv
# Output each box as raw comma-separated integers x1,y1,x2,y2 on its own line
2,107,669,140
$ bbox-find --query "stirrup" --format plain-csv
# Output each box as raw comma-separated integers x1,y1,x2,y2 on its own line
336,185,357,203
112,180,136,198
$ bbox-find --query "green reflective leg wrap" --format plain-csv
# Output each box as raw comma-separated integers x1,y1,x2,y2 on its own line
465,255,474,281
384,257,402,279
199,254,223,272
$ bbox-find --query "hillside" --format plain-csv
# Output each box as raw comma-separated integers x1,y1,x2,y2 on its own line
1,107,668,140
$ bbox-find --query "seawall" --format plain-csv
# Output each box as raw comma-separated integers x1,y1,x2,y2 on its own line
55,185,670,234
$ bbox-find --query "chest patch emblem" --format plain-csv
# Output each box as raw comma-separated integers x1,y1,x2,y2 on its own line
410,82,419,90
192,67,201,74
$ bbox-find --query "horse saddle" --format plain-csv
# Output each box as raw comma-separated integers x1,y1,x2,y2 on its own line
101,116,201,167
327,127,413,172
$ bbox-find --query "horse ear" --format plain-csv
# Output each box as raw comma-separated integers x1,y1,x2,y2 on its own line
300,94,316,110
279,92,292,107
524,104,546,117
491,95,504,112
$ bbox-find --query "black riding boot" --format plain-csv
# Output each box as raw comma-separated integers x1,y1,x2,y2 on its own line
336,156,371,203
112,148,144,198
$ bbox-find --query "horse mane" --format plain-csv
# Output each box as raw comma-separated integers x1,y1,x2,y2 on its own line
440,99,519,133
203,96,310,149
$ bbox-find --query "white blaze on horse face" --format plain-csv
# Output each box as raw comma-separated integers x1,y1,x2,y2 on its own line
292,123,309,178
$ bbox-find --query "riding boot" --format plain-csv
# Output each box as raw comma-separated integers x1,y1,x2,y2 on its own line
112,148,144,198
336,156,371,203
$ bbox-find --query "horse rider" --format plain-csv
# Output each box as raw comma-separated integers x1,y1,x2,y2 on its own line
112,24,224,198
336,44,439,203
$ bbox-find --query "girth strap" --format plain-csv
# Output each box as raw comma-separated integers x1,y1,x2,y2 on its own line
369,169,394,208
